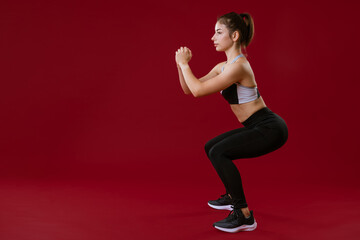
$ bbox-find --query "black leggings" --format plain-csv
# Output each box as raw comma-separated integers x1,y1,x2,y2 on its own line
204,107,288,208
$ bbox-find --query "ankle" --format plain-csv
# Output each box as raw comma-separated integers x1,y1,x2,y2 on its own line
241,207,251,218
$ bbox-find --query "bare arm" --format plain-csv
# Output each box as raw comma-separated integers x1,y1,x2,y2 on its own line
177,61,223,95
177,64,192,94
179,61,244,97
198,62,223,82
176,46,244,97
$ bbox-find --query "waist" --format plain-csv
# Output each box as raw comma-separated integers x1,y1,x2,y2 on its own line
230,97,266,122
241,107,280,128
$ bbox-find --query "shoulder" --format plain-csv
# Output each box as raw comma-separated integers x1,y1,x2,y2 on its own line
226,59,251,76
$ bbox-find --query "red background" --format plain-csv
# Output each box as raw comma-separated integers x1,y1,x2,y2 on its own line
1,0,359,239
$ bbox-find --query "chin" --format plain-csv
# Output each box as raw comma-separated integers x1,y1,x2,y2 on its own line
215,46,224,52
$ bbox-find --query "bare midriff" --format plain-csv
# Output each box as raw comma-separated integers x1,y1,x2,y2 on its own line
230,96,267,123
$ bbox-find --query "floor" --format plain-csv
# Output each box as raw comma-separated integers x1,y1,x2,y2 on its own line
1,168,359,240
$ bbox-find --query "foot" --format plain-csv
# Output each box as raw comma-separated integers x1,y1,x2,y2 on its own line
213,208,257,233
208,194,233,211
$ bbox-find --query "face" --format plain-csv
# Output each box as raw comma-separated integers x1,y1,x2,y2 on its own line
211,22,235,51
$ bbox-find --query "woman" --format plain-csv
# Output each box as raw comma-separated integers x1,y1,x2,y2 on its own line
175,12,288,233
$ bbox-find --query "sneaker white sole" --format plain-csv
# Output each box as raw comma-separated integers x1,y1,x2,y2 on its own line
214,221,257,233
207,202,233,211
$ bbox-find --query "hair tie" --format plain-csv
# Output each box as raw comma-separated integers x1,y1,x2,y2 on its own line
239,13,248,26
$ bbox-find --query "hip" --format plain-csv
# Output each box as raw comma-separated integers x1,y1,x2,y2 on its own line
242,107,288,145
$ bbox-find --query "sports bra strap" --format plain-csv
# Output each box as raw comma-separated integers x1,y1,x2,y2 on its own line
230,54,244,64
221,54,244,72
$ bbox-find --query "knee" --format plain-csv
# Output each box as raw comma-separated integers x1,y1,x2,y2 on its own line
208,147,225,166
204,141,213,157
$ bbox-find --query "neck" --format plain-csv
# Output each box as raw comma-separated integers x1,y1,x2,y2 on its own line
225,46,242,63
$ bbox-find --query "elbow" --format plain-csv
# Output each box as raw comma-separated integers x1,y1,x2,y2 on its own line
192,89,204,98
183,89,192,95
193,92,201,98
191,83,207,97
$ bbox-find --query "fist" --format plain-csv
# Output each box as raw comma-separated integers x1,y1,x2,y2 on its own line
175,47,192,65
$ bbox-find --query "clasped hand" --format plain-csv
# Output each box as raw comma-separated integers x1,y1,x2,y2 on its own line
175,47,192,66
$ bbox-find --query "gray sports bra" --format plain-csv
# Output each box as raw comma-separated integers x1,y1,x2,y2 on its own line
220,54,260,104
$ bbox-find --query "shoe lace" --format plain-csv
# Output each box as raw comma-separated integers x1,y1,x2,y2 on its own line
218,193,229,200
228,206,242,218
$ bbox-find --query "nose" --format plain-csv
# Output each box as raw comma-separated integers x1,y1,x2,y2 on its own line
211,33,215,41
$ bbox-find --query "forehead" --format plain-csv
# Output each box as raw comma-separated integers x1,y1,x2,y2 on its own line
215,22,227,31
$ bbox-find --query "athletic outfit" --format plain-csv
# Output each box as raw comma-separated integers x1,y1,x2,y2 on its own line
206,54,288,232
220,54,261,104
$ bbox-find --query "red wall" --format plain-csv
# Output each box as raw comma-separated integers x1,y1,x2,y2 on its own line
1,0,359,185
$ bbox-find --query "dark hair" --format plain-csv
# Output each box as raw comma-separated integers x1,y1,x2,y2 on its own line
217,12,254,49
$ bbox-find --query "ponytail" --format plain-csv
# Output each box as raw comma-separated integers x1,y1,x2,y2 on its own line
238,13,254,47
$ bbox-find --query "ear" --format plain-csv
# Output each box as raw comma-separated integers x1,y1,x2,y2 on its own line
232,31,240,42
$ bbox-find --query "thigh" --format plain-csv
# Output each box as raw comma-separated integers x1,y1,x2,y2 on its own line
210,127,282,160
205,127,248,153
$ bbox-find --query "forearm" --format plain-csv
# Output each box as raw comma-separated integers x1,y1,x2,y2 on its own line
179,63,202,97
177,64,191,94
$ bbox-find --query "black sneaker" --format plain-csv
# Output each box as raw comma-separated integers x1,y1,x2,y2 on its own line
208,194,233,210
213,208,257,233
